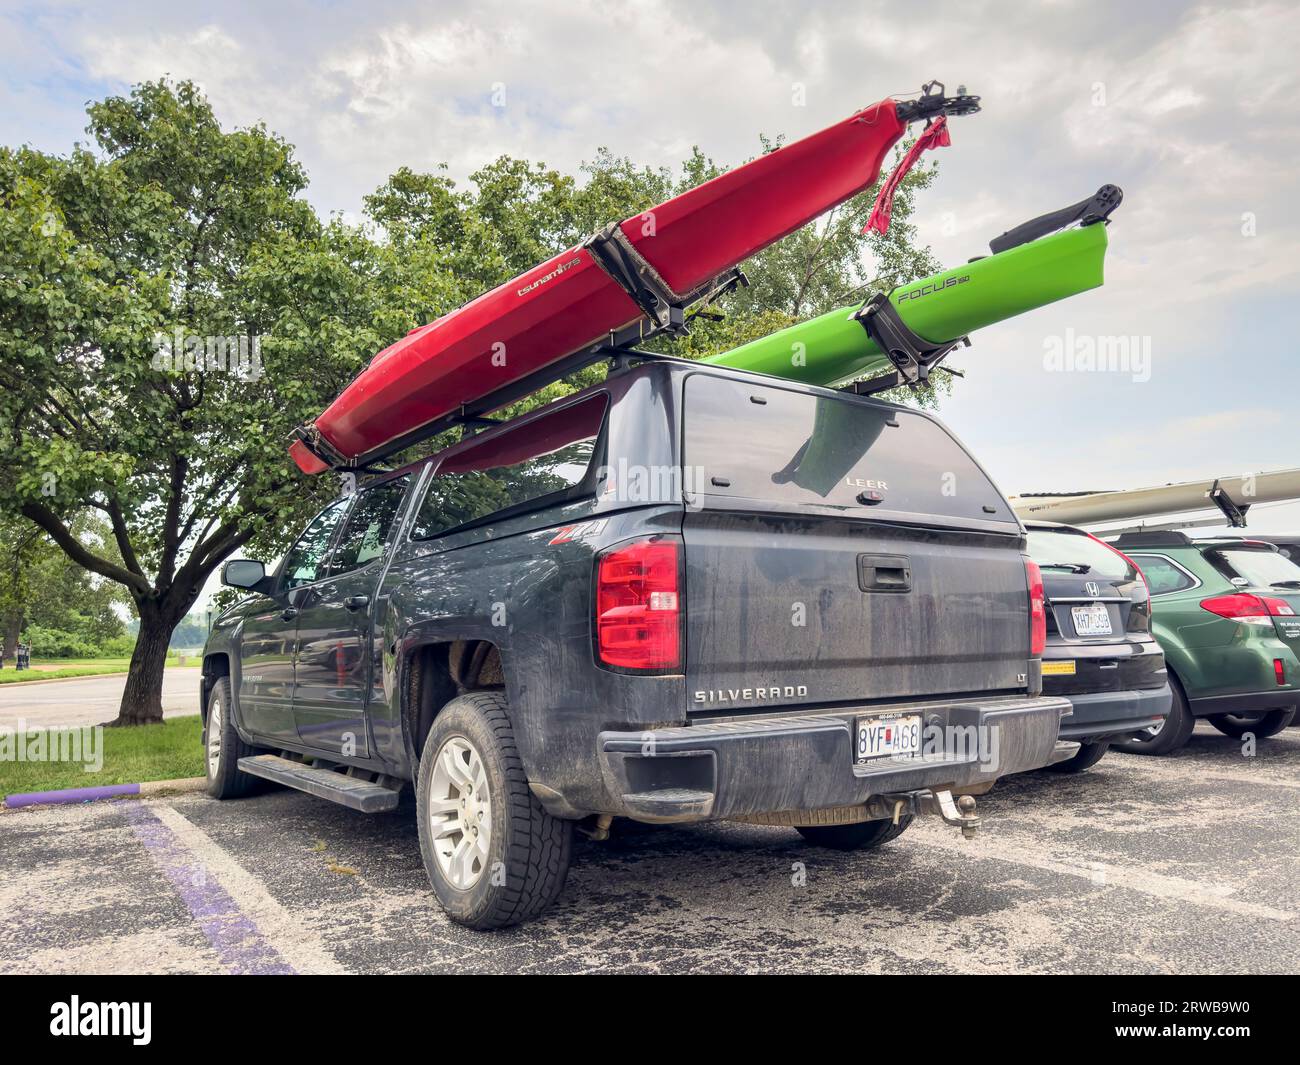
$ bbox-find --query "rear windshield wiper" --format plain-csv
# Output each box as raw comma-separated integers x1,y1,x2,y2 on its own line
1038,562,1091,573
1269,580,1300,589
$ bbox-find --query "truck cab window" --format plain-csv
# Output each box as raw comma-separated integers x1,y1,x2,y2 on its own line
411,395,606,540
281,499,349,589
329,477,411,575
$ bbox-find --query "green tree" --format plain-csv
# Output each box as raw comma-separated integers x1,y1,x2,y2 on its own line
0,81,416,722
0,513,128,660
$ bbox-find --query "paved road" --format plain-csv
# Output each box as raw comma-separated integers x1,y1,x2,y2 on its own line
2,722,1297,974
0,668,202,730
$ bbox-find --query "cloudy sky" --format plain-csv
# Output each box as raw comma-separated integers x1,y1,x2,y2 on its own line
4,0,1298,535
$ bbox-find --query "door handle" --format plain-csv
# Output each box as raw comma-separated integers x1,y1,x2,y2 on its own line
343,595,370,613
858,553,912,593
280,607,299,622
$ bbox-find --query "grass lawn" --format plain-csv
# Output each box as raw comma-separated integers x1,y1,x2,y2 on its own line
0,656,200,684
0,715,204,799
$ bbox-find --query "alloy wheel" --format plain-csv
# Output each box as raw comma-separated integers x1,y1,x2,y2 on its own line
427,736,493,889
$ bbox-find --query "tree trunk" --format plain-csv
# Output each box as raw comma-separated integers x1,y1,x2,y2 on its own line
110,603,177,726
2,612,20,664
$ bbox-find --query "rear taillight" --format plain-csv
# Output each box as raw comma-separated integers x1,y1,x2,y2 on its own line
1025,558,1046,656
1262,596,1296,617
1275,658,1287,686
595,536,682,672
1199,592,1291,627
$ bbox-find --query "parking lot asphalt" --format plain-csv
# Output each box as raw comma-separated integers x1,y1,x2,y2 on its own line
2,722,1297,975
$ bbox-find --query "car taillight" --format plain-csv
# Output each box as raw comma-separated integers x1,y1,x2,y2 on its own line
595,536,682,672
1199,592,1290,627
1025,558,1046,656
1275,658,1286,686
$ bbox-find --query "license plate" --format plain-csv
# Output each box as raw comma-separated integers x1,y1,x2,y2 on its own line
1042,659,1076,676
1072,603,1112,636
855,714,922,763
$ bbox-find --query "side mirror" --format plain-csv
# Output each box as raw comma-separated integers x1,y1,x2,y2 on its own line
222,559,268,590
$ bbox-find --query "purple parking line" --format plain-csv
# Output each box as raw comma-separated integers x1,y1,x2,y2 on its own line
119,801,295,975
4,783,139,808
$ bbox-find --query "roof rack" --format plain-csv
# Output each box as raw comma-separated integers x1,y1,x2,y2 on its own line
1109,530,1195,548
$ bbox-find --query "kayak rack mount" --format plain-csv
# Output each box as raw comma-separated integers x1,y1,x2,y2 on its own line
842,294,971,397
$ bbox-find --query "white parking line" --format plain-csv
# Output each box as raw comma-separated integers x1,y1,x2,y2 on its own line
146,801,351,974
910,828,1296,923
1108,754,1300,791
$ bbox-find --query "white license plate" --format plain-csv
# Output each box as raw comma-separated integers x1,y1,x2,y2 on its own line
855,714,922,763
1072,603,1113,636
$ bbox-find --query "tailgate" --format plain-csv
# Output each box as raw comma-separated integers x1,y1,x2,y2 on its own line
681,373,1029,713
1270,592,1300,654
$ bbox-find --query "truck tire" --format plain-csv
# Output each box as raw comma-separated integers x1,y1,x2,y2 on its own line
416,691,572,929
204,677,261,799
1207,707,1296,739
1110,681,1195,756
1045,740,1110,773
796,815,912,851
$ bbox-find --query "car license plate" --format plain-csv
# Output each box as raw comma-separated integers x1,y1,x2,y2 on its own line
1072,602,1112,636
855,713,922,763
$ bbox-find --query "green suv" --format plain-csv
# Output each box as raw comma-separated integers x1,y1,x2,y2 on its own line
1106,532,1299,754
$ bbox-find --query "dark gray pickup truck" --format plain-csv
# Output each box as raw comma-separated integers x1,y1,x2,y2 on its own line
202,355,1071,928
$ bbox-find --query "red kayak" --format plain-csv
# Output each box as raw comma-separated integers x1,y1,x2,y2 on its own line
291,85,979,473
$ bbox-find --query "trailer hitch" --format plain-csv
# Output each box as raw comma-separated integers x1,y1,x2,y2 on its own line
867,788,981,839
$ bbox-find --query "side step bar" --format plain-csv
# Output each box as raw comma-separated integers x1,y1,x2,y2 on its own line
237,754,402,813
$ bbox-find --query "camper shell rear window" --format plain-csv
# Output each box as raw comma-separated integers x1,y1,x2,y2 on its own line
683,374,1017,528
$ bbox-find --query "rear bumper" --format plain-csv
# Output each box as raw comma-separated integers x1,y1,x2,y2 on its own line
597,693,1071,823
1190,691,1298,717
1058,684,1172,742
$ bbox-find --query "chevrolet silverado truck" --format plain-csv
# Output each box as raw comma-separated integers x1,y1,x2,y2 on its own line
202,355,1071,929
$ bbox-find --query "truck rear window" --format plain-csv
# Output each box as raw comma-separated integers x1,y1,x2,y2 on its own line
410,394,606,540
684,375,1016,526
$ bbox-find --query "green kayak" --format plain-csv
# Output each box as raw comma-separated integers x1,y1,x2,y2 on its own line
705,212,1111,388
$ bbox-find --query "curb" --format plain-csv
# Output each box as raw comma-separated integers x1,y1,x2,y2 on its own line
3,776,208,810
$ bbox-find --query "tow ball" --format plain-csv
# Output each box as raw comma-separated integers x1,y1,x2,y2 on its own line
867,787,981,839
